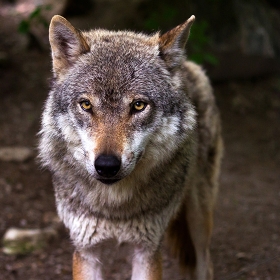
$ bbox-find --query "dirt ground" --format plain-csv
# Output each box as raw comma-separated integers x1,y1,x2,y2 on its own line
0,4,280,280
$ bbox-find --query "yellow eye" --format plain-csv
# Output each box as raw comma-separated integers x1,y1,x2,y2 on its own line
133,101,146,112
80,100,92,111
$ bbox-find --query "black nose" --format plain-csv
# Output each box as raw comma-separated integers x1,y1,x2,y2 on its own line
94,154,121,178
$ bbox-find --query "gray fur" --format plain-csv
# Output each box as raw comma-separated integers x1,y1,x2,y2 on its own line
39,15,222,280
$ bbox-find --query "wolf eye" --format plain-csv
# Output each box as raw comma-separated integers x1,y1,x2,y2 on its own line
132,101,147,113
80,100,92,112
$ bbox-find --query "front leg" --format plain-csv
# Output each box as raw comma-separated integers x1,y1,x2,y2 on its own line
73,247,103,280
131,247,162,280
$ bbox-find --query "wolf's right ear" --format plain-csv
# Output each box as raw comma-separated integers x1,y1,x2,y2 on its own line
159,15,195,69
49,15,90,80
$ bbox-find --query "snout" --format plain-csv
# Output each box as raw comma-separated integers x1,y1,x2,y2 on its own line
94,154,121,185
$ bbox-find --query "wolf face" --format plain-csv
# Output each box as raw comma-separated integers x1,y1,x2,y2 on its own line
40,16,196,186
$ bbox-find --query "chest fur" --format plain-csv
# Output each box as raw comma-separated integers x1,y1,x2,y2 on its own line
56,200,179,249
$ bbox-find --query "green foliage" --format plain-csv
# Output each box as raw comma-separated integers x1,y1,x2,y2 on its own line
188,20,219,65
18,5,52,34
143,4,178,30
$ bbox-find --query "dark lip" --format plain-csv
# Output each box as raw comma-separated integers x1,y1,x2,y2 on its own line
98,179,121,185
136,151,144,162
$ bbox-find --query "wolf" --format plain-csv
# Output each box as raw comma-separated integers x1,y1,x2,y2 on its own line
38,14,222,280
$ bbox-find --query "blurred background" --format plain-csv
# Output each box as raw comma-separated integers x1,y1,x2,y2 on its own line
0,0,279,279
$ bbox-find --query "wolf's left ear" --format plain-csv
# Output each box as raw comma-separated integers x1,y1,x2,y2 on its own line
49,15,90,80
159,15,195,68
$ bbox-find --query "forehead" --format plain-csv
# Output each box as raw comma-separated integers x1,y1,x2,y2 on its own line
69,31,169,100
84,30,158,63
85,30,160,77
84,29,160,56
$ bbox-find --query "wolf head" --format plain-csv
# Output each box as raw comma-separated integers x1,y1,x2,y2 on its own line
39,15,196,185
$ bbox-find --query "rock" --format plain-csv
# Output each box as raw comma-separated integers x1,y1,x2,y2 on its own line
184,0,280,80
2,227,58,255
0,147,34,162
236,252,249,260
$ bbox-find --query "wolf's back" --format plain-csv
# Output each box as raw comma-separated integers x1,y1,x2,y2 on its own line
184,60,222,202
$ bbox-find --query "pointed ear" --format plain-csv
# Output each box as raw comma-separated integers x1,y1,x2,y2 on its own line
49,15,90,80
159,15,195,68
